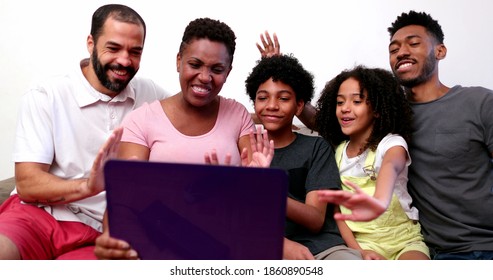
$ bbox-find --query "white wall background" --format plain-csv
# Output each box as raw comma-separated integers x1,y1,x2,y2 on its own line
1,0,492,180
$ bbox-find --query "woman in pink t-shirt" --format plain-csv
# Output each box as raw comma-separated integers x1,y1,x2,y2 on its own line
119,17,259,166
92,18,274,259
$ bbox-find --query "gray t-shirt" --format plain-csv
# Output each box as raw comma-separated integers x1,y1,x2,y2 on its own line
271,133,345,255
408,85,493,253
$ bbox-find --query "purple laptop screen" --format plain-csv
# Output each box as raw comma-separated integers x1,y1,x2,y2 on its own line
104,160,288,260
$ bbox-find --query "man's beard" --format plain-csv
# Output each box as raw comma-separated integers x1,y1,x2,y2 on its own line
396,51,436,88
91,48,137,93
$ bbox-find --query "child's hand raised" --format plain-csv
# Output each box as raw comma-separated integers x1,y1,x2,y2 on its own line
241,127,274,168
256,31,280,58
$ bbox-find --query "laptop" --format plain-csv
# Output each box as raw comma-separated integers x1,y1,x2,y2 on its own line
104,159,288,260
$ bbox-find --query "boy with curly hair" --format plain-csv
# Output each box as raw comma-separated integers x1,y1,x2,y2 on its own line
245,54,361,260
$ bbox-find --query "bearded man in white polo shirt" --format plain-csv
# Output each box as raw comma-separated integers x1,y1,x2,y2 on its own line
0,4,168,260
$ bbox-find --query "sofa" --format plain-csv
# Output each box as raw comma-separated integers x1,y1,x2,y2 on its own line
0,177,15,205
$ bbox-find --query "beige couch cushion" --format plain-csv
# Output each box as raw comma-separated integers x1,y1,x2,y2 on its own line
0,177,15,205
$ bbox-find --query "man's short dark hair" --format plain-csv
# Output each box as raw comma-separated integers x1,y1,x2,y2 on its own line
388,10,444,44
91,4,146,44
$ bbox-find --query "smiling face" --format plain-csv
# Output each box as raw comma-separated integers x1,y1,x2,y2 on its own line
254,78,304,136
176,38,232,108
87,17,144,96
388,25,441,88
336,77,375,142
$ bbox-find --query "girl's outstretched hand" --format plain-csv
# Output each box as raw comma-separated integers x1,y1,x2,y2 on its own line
318,180,386,221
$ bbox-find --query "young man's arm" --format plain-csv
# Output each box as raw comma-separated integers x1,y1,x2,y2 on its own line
296,103,318,131
286,191,326,233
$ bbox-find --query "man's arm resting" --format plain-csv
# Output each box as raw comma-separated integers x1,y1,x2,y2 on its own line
15,162,94,204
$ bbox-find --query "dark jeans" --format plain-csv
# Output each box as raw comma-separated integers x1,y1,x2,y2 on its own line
431,249,493,260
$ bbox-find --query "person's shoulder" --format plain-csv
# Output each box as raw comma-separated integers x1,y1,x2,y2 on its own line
294,132,320,141
30,70,74,86
122,100,161,126
294,125,319,136
34,59,88,89
455,84,493,91
377,134,408,152
129,75,155,85
381,133,405,142
129,76,170,98
219,96,249,111
294,132,331,149
449,85,493,109
219,95,244,105
133,99,160,113
453,85,493,96
24,72,79,100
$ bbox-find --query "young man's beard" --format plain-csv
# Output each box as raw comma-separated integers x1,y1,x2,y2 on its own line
396,51,436,88
91,48,137,93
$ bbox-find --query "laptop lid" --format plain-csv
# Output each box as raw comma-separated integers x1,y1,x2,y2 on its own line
104,159,288,260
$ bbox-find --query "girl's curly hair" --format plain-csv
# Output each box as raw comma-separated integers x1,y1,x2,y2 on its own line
316,65,413,151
